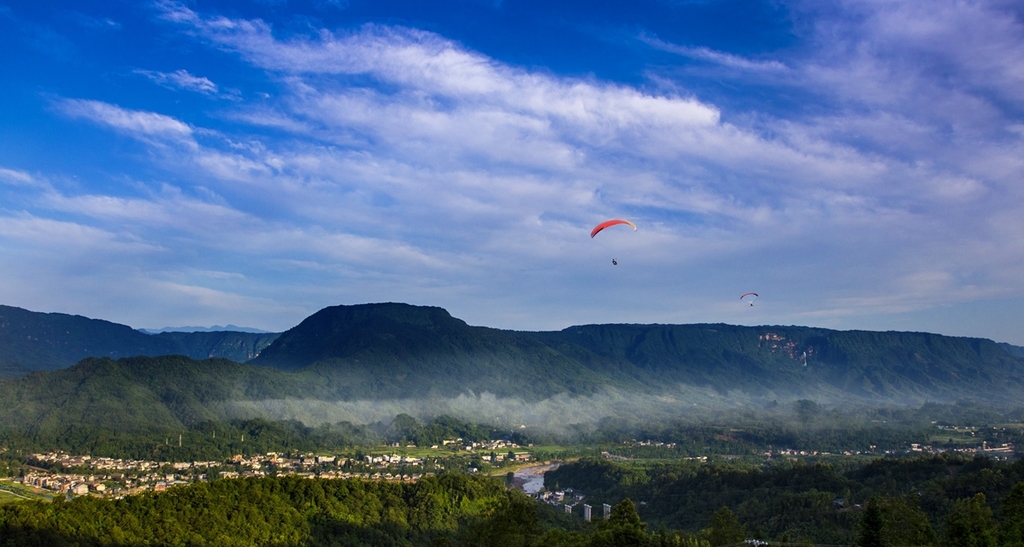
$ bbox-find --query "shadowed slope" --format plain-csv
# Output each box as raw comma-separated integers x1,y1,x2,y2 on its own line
0,305,279,379
250,303,623,399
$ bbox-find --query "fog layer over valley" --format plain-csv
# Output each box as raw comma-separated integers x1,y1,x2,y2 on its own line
224,386,753,429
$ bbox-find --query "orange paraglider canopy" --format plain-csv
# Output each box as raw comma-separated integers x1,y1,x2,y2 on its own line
590,219,637,238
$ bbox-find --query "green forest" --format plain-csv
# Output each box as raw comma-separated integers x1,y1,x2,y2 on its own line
544,454,1024,546
3,455,1024,546
0,473,702,547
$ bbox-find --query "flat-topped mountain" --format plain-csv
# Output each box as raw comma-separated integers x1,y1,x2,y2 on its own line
250,303,621,399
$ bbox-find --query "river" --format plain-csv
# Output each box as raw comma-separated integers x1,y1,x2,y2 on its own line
511,462,559,494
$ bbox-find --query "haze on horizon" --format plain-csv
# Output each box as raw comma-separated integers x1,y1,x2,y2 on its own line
2,0,1024,344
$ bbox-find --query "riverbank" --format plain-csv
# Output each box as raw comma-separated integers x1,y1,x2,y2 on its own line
511,462,559,494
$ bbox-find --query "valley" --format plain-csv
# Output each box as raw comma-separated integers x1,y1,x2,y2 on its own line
2,302,1024,545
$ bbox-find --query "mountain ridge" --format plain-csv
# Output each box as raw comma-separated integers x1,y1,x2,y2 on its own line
0,305,279,379
4,302,1024,406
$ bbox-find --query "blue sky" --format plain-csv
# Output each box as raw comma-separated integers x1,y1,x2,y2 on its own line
2,0,1024,343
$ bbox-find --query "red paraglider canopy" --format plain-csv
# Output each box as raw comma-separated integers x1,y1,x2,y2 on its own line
740,292,759,300
590,219,637,238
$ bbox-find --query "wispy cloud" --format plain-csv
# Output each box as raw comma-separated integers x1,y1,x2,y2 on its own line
0,167,40,187
52,98,196,147
63,11,121,30
135,68,218,94
640,31,789,73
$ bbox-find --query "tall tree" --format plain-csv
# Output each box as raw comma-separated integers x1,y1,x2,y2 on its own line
879,496,937,547
706,506,745,547
856,499,885,547
591,499,650,547
945,493,997,547
1001,482,1024,547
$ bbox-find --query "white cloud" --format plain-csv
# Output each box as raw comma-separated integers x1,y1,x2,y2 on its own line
0,213,159,254
640,32,789,73
0,167,41,187
53,98,196,147
136,68,218,94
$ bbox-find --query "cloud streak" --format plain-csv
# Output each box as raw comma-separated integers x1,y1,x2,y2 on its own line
640,32,789,73
53,98,196,147
136,68,218,94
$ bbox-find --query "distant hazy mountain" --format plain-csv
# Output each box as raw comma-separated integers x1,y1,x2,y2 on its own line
140,325,271,334
0,305,279,378
999,342,1024,359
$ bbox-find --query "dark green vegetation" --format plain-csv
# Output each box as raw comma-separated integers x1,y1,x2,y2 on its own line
3,456,1024,546
0,305,278,379
545,454,1024,546
0,474,562,547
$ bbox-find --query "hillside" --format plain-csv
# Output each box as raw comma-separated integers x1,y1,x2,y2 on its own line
0,305,279,379
0,355,308,433
539,323,1024,400
250,303,1024,403
249,303,625,399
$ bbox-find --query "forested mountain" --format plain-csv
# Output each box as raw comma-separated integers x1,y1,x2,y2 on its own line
151,330,280,363
251,303,1024,403
0,356,307,434
538,323,1024,401
249,303,631,399
1000,342,1024,359
0,305,279,379
4,301,1024,430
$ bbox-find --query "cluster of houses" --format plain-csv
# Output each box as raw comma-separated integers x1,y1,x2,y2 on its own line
598,438,1015,463
16,447,512,498
766,441,1015,460
29,452,221,472
19,468,201,496
434,440,532,460
20,473,109,497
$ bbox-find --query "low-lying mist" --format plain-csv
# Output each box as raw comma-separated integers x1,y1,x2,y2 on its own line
222,385,762,428
217,381,972,439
